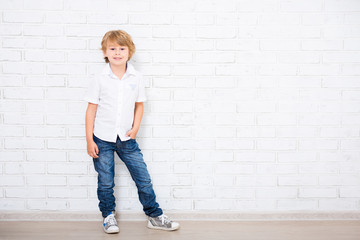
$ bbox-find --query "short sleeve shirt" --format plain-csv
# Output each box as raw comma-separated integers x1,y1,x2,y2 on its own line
83,62,147,143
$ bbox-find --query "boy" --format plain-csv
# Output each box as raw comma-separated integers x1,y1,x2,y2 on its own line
84,30,180,234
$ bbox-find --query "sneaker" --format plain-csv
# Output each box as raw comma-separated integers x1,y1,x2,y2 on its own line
147,214,180,231
103,211,119,234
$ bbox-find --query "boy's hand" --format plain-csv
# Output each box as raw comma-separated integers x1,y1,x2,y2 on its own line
126,129,137,139
87,140,99,158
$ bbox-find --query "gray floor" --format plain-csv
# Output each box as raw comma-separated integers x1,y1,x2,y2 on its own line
0,220,360,240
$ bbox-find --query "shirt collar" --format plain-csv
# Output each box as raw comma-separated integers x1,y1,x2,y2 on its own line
102,62,137,79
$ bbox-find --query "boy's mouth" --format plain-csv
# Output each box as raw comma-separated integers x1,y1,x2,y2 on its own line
114,57,122,60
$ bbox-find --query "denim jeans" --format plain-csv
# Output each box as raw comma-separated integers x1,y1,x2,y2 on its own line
92,134,163,218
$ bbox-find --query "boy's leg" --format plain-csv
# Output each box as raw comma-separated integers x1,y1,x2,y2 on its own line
93,135,117,218
115,138,163,218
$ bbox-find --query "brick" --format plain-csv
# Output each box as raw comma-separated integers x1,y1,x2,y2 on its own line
48,188,88,198
153,127,192,138
0,200,25,210
234,152,276,162
46,12,86,24
214,175,234,186
48,163,88,175
345,13,360,24
0,175,24,186
24,25,63,36
0,151,24,162
46,64,86,75
195,151,233,162
299,162,339,173
259,65,297,76
259,13,300,25
27,200,67,210
173,14,214,25
174,39,213,51
4,88,44,100
130,13,171,25
257,163,298,174
236,52,276,63
173,139,215,150
301,40,343,50
215,163,254,174
2,0,23,9
3,62,44,74
25,76,65,87
257,113,297,125
25,50,65,62
256,188,297,198
260,40,300,50
3,11,44,23
320,175,360,186
194,127,236,138
299,139,338,150
324,52,360,63
342,64,360,75
323,76,360,88
153,52,193,63
195,52,235,63
174,65,215,76
46,37,87,50
0,76,23,87
87,13,127,24
0,50,21,61
194,199,235,210
319,199,358,210
4,113,43,125
277,200,317,210
0,126,23,137
153,77,195,88
197,26,237,39
216,139,254,150
299,188,337,198
325,0,360,11
6,188,46,198
301,113,341,126
237,176,277,186
340,187,360,197
215,187,253,199
46,88,85,100
237,0,278,12
5,138,45,150
280,0,323,11
135,39,171,51
278,52,319,64
47,139,84,150
5,163,45,174
0,24,22,36
278,176,318,186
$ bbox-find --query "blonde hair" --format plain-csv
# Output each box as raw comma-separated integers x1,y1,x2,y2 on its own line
100,30,136,63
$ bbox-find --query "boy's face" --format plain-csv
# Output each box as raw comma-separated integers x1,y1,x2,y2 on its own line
103,41,129,66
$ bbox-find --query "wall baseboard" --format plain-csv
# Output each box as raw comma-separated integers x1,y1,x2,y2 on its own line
1,211,360,221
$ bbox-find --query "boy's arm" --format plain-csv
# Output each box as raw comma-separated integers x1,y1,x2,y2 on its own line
126,102,144,139
85,103,99,158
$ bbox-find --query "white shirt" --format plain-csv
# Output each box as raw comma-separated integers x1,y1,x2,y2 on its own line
83,62,147,143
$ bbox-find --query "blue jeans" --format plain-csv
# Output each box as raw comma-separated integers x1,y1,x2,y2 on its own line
92,134,163,218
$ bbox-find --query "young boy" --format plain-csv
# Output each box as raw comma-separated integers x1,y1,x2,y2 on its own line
84,30,180,234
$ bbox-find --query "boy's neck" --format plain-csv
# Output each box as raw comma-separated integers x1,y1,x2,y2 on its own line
109,62,127,79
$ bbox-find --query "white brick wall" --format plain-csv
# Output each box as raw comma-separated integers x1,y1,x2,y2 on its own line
1,0,360,214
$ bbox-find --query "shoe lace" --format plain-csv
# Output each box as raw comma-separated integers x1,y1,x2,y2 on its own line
158,214,172,225
106,214,117,226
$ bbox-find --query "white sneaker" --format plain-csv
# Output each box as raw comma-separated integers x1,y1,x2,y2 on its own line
103,211,119,234
147,214,180,231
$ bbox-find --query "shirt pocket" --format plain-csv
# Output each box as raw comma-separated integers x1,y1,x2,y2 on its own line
124,81,138,101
